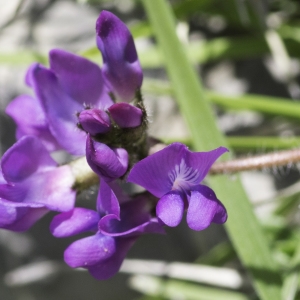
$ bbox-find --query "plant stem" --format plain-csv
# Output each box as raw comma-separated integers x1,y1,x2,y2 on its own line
210,148,300,174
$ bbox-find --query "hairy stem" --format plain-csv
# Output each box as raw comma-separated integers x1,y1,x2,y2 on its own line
210,148,300,174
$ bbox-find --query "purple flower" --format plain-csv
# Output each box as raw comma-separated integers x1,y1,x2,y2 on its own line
0,136,76,232
96,10,143,102
78,108,111,136
50,180,163,280
127,143,228,231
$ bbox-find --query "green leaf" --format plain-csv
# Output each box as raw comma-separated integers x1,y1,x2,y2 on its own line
142,1,282,300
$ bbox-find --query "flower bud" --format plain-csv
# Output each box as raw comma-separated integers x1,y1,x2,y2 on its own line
78,108,110,135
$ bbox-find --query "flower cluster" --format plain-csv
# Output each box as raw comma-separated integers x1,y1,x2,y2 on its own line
1,11,228,280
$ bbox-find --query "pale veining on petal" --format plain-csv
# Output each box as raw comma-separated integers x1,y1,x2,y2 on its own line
169,159,200,192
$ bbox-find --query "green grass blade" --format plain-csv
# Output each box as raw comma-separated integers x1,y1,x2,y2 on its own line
226,136,300,151
209,91,300,119
162,136,300,152
142,1,282,300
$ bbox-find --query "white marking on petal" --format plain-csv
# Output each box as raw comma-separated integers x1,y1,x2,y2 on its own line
169,159,200,192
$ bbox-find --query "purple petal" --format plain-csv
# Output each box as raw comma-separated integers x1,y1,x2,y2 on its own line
49,49,113,110
99,214,164,237
25,63,38,87
185,147,228,182
1,136,57,183
64,233,116,268
0,165,75,212
25,165,75,211
50,208,99,237
212,201,228,224
5,95,60,152
0,200,21,227
3,208,48,232
96,11,143,102
187,185,227,231
0,198,46,208
88,237,136,280
78,108,111,135
127,143,187,197
0,199,48,232
156,191,184,227
0,172,6,184
31,64,86,155
86,135,128,181
97,180,120,218
108,103,142,128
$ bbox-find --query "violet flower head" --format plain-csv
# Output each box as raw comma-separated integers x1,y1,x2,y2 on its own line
128,143,228,231
0,136,76,232
50,181,163,280
96,10,143,102
6,10,144,161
